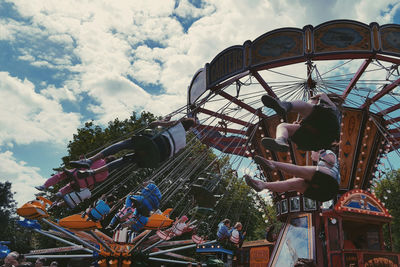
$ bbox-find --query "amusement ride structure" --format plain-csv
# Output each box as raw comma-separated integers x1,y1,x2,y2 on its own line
13,20,400,266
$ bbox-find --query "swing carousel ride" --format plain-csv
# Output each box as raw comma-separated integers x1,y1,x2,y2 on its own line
14,19,400,266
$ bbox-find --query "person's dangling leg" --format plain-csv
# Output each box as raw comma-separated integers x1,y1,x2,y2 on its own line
245,176,308,193
70,138,135,168
106,153,136,172
262,95,315,118
265,178,308,193
254,155,316,180
36,172,68,191
289,100,314,118
96,139,135,158
261,123,300,152
261,95,293,117
107,213,121,229
76,153,137,179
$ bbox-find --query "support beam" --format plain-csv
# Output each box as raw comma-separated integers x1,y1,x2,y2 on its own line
88,231,113,253
252,71,277,98
361,77,400,109
197,108,253,127
25,254,93,259
216,90,268,120
375,54,400,65
156,239,194,247
149,257,201,266
149,240,216,256
32,229,93,253
212,70,250,91
129,230,153,253
41,219,100,253
27,246,86,255
306,61,315,95
142,239,164,252
378,103,400,116
385,117,400,125
342,58,372,99
196,124,247,136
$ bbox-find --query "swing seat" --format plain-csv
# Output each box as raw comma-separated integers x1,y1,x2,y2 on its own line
189,206,216,217
113,227,130,243
131,135,161,168
143,209,173,230
58,214,102,231
17,197,52,220
189,184,216,208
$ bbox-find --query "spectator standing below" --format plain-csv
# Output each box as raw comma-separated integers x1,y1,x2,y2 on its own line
34,258,46,267
217,219,231,242
3,251,19,267
230,222,246,247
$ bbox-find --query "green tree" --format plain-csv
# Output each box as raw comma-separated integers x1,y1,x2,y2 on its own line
0,181,33,253
0,181,16,241
374,169,400,251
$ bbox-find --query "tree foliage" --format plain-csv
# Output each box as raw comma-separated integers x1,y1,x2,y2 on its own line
0,181,32,253
374,169,400,251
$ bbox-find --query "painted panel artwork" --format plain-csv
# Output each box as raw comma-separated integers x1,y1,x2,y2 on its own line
353,118,379,188
343,194,382,213
207,46,244,88
251,30,304,66
339,109,363,189
335,190,391,218
314,22,371,53
380,26,400,55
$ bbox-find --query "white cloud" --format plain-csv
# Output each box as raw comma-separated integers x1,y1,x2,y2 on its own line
0,72,81,147
41,84,77,102
3,0,398,124
0,150,45,205
1,0,400,205
177,0,215,20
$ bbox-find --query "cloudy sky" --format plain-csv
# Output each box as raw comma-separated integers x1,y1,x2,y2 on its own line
1,0,400,204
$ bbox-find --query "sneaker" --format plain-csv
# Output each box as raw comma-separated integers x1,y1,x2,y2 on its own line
244,175,264,192
261,137,289,152
70,159,92,169
35,185,46,191
77,170,95,179
261,95,291,117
